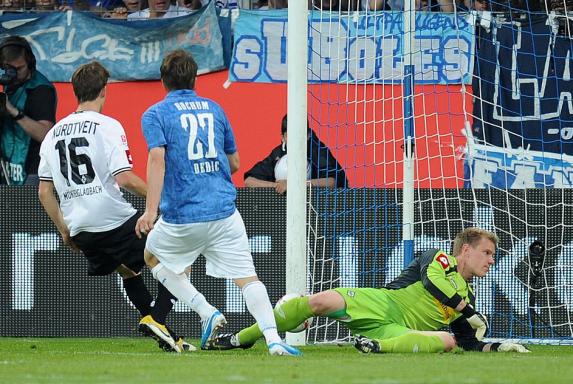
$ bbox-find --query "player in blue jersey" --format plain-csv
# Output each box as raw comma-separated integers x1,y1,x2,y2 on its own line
135,50,300,356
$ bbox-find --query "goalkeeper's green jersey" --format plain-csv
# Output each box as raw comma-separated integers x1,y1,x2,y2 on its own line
334,248,474,334
382,248,473,331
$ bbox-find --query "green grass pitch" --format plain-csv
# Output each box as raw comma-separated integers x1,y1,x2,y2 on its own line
1,338,572,384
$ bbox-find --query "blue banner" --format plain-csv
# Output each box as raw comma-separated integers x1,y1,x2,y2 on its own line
467,16,573,188
0,4,224,82
230,10,474,84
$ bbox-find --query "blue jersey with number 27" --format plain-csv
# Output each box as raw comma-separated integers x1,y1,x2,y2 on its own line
141,89,237,224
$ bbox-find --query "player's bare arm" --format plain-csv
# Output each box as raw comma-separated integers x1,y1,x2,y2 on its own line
227,152,240,174
114,170,147,198
244,176,279,188
38,180,79,252
309,177,336,188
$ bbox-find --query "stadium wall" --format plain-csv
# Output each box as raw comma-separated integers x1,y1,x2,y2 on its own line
2,187,571,340
54,70,471,188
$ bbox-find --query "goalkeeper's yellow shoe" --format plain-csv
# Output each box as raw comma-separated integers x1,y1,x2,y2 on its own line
138,315,181,353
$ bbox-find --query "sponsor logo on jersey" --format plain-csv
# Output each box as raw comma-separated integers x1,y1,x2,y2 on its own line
125,150,133,164
448,276,458,290
436,254,450,269
433,297,455,322
121,135,127,145
347,290,355,297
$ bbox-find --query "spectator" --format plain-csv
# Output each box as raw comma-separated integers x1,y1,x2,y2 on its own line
34,0,75,10
458,0,487,10
370,0,453,11
0,0,28,11
53,0,90,11
243,114,348,194
310,0,359,10
0,36,56,186
215,0,238,8
269,0,287,8
103,0,148,18
178,0,203,9
255,0,268,8
34,0,57,10
127,0,193,19
88,0,124,13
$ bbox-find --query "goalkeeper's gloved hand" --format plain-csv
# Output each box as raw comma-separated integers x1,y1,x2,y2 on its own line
495,343,531,353
461,304,489,341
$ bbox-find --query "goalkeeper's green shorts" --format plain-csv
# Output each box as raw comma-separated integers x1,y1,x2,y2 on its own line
332,287,412,340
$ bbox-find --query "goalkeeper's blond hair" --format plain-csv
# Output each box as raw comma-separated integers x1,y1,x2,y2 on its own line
452,227,499,257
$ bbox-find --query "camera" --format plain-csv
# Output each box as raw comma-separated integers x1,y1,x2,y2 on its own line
0,65,16,119
0,65,17,86
528,240,545,278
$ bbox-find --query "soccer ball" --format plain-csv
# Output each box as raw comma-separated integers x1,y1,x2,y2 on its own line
274,293,314,333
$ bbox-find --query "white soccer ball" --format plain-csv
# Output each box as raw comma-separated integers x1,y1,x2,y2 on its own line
274,293,314,333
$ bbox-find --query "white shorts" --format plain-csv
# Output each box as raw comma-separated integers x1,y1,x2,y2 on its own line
145,209,257,278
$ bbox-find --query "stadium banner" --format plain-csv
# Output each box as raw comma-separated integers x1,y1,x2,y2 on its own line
1,187,572,341
0,4,224,82
467,17,573,188
230,10,474,85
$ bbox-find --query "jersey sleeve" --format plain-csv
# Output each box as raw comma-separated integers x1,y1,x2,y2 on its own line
104,120,133,176
220,107,237,155
450,316,488,351
37,140,53,181
243,146,281,182
141,107,167,150
420,249,465,309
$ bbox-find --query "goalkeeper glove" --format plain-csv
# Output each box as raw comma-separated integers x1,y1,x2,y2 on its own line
494,342,531,353
461,304,489,341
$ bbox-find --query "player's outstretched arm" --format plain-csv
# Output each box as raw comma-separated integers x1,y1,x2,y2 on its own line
450,317,530,353
135,147,165,238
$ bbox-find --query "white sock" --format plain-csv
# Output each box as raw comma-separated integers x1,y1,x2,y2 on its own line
151,263,215,320
241,280,281,345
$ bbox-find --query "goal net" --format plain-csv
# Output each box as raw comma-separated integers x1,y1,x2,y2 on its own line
302,2,573,345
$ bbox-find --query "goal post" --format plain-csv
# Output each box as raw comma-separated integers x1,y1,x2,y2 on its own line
402,3,416,268
286,0,309,346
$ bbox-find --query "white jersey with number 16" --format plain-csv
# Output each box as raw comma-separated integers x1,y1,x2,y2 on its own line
38,110,137,236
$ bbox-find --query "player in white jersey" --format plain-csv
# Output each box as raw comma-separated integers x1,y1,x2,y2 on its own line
135,50,300,356
37,61,193,353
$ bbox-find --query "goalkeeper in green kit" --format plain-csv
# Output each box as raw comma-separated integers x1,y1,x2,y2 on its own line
205,227,530,353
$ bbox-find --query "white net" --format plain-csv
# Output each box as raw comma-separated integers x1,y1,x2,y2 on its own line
303,2,573,344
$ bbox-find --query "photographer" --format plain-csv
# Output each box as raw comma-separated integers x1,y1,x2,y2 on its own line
0,35,56,186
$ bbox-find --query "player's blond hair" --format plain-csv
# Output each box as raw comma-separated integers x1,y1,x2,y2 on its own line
452,227,498,256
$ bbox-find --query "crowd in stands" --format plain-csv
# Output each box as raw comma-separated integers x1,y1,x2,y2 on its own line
1,0,547,15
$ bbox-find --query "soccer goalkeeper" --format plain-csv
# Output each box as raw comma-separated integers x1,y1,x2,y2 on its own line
206,227,530,353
